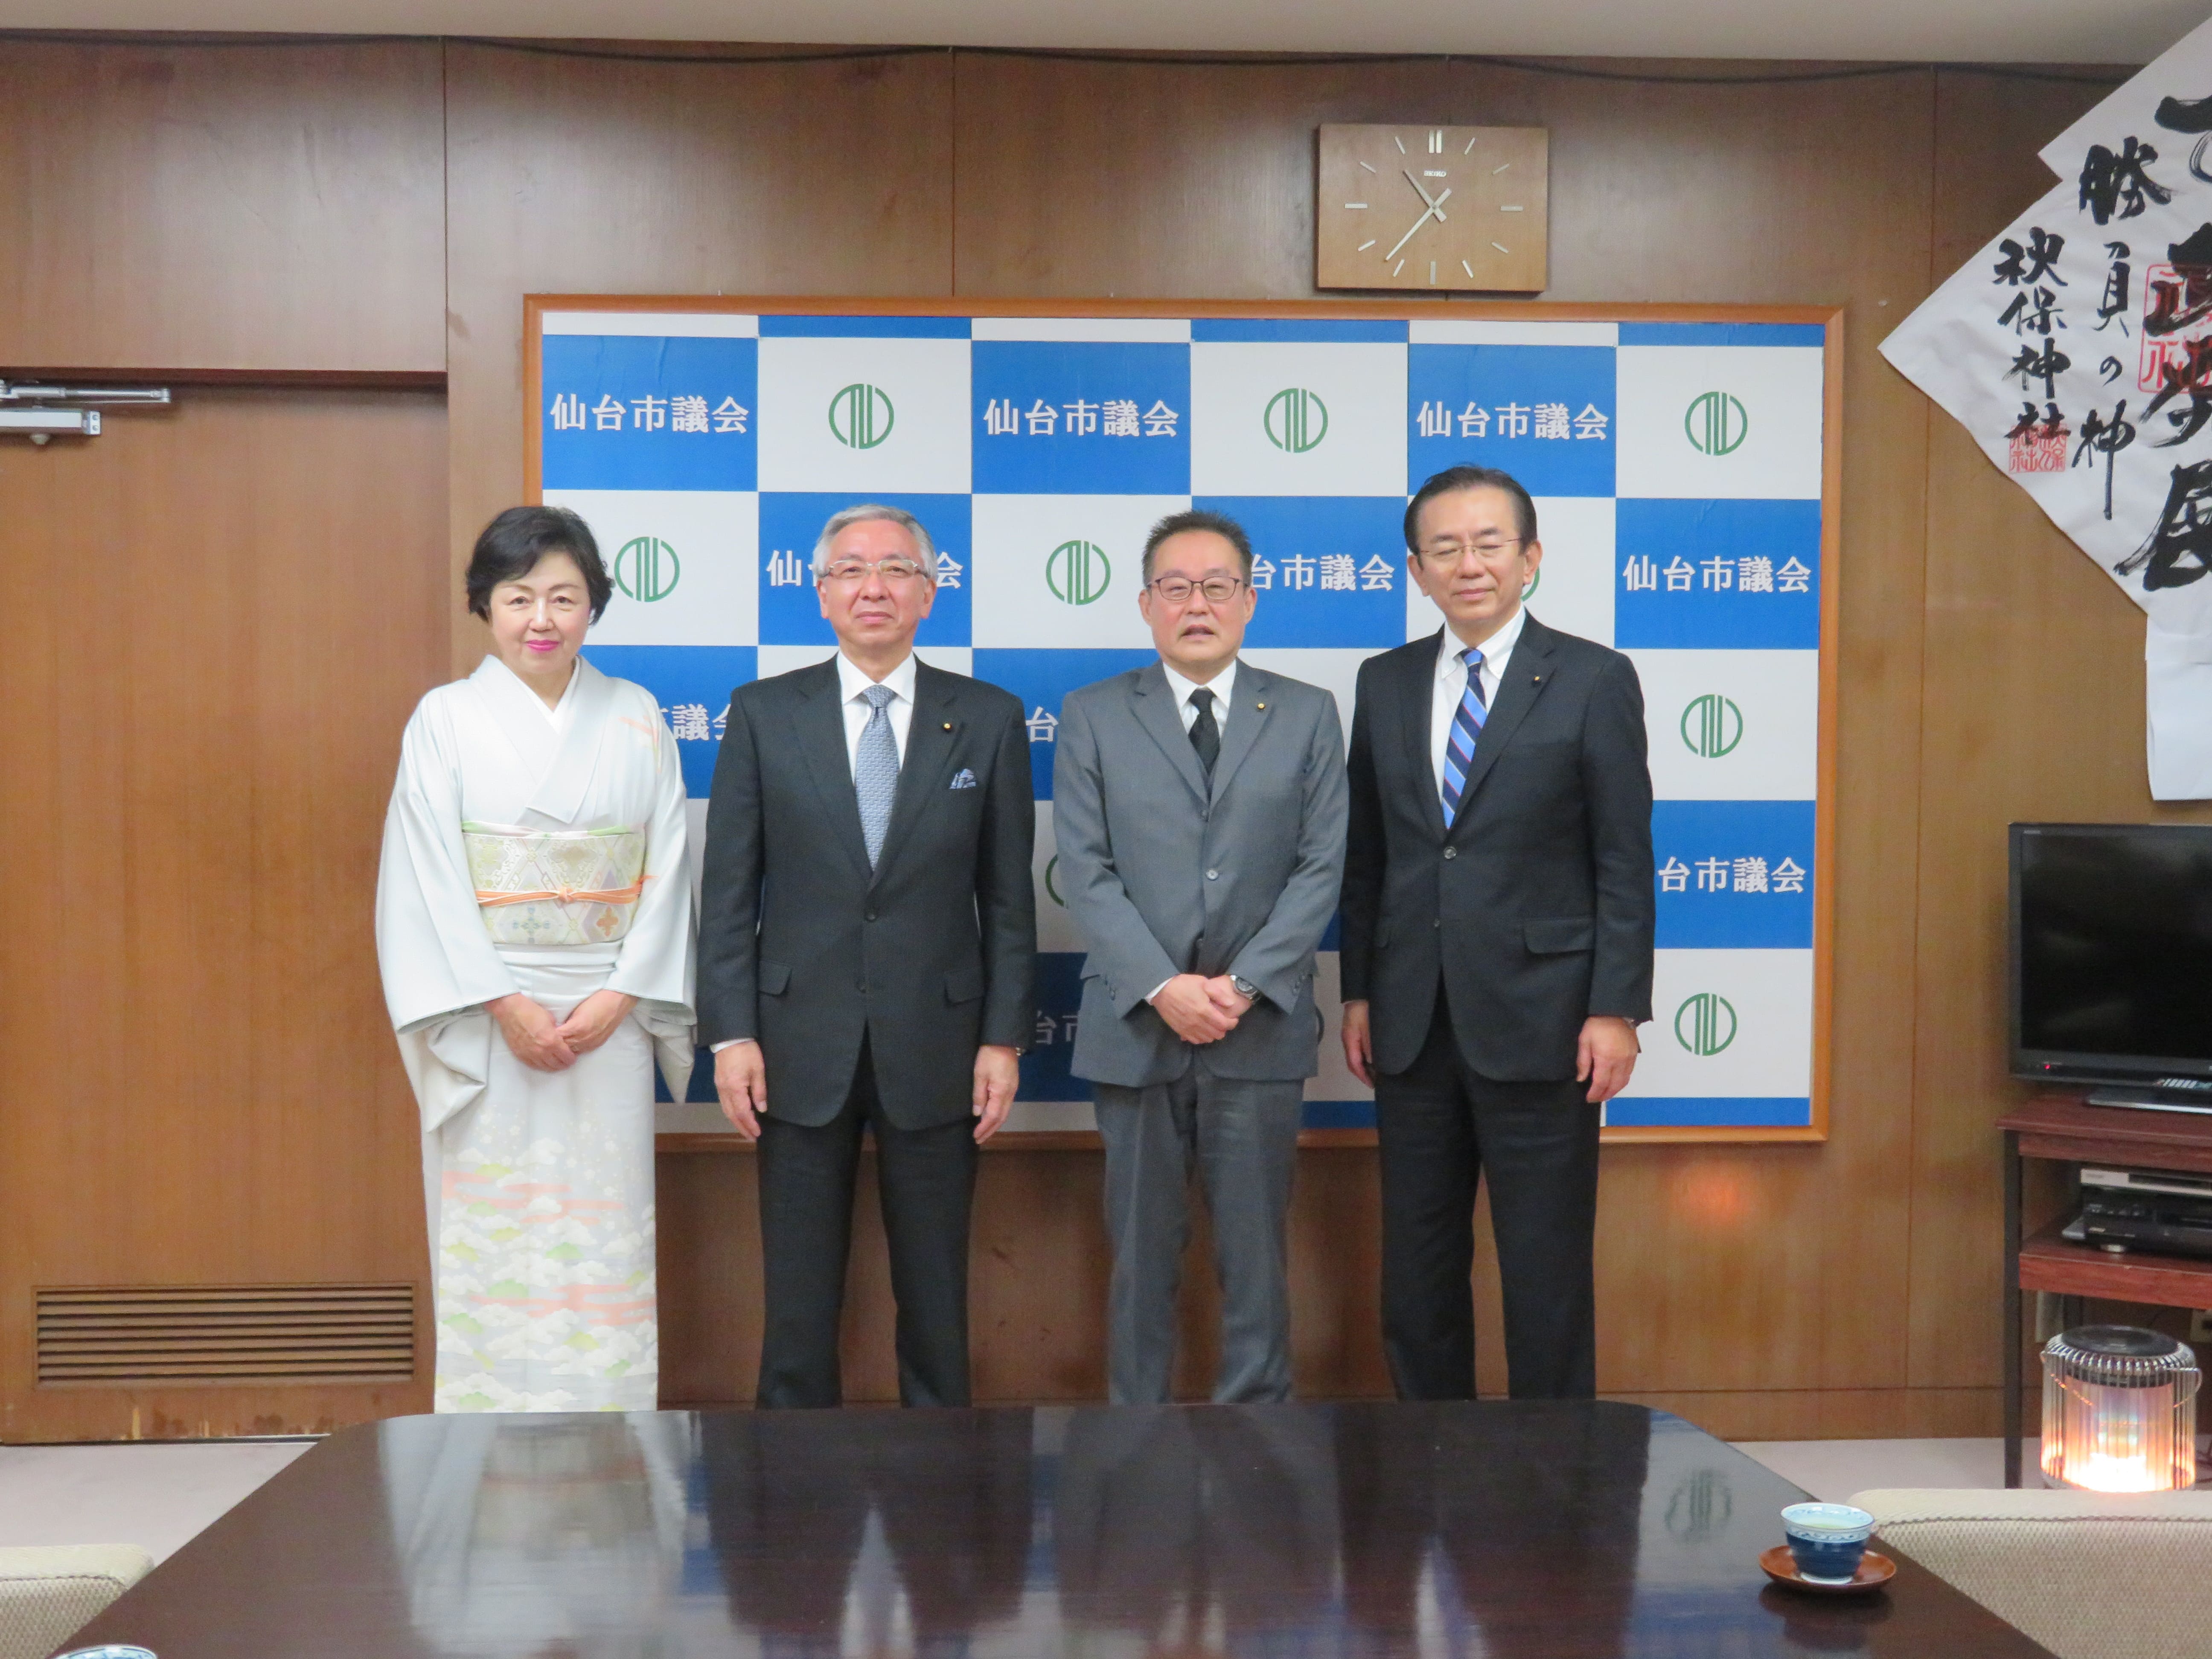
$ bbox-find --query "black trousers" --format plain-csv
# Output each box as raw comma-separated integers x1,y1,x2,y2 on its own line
754,1036,978,1408
1374,994,1600,1401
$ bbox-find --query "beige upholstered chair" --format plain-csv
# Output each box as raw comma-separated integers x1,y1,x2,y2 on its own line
0,1545,153,1659
1851,1487,2212,1659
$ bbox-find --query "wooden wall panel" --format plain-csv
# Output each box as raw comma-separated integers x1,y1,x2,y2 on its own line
442,42,955,667
653,1152,760,1405
657,1144,1389,1408
1906,70,2212,1393
0,38,445,375
0,388,447,1439
1618,1386,2006,1442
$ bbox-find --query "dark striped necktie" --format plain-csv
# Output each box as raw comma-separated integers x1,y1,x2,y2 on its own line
1440,647,1487,827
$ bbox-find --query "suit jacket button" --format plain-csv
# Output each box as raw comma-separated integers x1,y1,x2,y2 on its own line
865,911,877,922
1206,869,1219,880
1442,846,1458,860
1433,917,1441,928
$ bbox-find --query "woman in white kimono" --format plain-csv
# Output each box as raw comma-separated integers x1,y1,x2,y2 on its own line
377,505,695,1413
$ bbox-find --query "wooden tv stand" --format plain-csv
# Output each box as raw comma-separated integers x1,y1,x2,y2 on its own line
2000,1095,2212,1486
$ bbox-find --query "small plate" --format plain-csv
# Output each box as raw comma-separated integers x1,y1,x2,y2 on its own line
1759,1544,1896,1594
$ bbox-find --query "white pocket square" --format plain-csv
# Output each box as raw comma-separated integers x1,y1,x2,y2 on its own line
949,768,979,789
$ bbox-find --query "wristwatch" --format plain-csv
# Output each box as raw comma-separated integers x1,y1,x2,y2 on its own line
1231,975,1260,1000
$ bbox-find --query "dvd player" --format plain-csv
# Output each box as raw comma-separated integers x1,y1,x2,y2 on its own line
2076,1166,2212,1260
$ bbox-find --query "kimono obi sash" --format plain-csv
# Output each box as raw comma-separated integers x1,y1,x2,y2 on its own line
463,821,647,947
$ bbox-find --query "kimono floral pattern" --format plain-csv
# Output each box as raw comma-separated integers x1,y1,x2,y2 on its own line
433,1054,658,1413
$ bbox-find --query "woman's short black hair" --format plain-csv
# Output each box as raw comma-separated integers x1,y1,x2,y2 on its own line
465,505,614,622
1403,465,1539,553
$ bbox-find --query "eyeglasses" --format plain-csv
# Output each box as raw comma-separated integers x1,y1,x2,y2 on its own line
1418,537,1526,567
821,557,930,585
1147,574,1248,604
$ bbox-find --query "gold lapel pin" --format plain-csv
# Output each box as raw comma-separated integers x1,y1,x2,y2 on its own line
942,722,953,730
1255,701,1266,710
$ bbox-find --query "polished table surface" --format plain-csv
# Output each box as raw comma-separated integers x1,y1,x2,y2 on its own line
70,1402,2050,1659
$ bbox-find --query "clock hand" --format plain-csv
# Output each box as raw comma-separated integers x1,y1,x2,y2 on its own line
1384,188,1454,261
1402,169,1449,218
1384,214,1434,262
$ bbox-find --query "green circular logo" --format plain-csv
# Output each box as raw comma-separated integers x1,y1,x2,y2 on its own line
614,536,681,602
1522,566,1542,600
1046,539,1112,605
1044,856,1065,907
1684,390,1748,456
1679,693,1743,759
1263,387,1329,453
827,382,895,449
1674,992,1739,1057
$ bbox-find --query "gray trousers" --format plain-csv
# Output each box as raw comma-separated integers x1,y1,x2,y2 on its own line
1091,1065,1304,1405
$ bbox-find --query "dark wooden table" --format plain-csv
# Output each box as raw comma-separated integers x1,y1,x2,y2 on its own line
67,1402,2049,1659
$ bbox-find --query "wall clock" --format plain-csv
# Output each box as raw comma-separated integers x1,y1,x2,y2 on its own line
1315,124,1549,293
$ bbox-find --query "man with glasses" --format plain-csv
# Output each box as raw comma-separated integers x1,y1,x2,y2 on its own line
698,503,1035,1409
1053,509,1348,1403
1339,465,1653,1402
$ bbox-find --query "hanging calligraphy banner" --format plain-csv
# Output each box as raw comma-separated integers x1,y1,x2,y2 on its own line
1883,18,2212,797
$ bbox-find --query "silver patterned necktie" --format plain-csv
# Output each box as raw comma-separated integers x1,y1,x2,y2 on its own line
855,682,899,869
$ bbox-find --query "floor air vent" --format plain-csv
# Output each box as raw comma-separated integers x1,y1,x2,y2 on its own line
35,1284,416,1385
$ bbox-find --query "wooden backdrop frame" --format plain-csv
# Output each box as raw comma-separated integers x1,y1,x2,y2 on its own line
524,294,1843,1148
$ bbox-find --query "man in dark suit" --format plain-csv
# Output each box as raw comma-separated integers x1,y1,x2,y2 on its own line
1339,465,1653,1402
698,503,1035,1409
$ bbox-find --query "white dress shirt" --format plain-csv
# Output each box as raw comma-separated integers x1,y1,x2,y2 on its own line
1429,604,1526,801
835,649,917,774
1160,658,1237,737
1146,658,1238,1006
713,649,917,1055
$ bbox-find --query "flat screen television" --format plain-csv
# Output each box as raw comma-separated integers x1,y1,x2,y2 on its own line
2011,822,2212,1112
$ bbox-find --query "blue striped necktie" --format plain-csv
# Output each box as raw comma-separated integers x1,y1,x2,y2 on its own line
1440,646,1487,828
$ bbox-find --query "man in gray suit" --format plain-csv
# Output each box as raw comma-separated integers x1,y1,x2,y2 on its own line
1052,509,1348,1404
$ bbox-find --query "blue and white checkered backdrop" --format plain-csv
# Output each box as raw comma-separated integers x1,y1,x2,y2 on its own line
529,304,1832,1139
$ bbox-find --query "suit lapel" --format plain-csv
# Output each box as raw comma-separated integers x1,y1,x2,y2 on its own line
1447,614,1560,838
1401,633,1446,841
1132,663,1211,806
872,663,961,889
793,660,873,884
1207,661,1271,802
